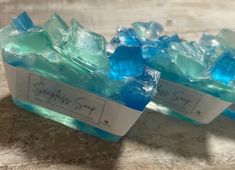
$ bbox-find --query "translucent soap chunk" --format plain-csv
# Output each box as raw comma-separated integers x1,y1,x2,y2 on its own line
62,19,108,71
2,50,79,83
142,34,181,74
120,66,160,111
44,13,69,47
168,41,218,80
156,34,181,48
110,27,141,46
200,33,221,48
212,51,235,85
0,13,52,55
216,29,235,51
132,21,163,40
3,30,53,55
109,46,143,78
12,11,34,32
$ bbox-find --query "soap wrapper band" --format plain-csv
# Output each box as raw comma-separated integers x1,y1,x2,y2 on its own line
150,79,232,124
4,63,143,136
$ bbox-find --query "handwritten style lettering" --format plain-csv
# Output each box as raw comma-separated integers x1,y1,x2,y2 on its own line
33,82,72,105
158,84,191,106
32,82,97,115
74,97,96,115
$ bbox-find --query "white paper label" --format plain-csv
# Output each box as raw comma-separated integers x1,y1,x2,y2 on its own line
4,64,142,136
151,79,232,124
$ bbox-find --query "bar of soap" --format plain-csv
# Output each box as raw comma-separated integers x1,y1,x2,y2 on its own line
110,21,235,102
0,12,160,111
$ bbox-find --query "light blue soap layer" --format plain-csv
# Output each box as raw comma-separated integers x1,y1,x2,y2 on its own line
11,97,121,142
223,109,235,120
153,104,202,125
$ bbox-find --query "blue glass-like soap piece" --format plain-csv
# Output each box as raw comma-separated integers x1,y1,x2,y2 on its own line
120,66,160,111
12,11,34,32
132,21,163,40
212,51,235,85
110,27,141,46
109,46,143,78
120,81,151,111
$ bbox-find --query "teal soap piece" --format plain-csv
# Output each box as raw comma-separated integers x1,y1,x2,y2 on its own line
167,41,218,80
2,50,81,84
44,13,69,47
3,11,55,56
62,19,108,71
200,33,221,48
132,21,163,40
0,23,53,56
4,30,52,55
216,29,235,51
142,34,182,75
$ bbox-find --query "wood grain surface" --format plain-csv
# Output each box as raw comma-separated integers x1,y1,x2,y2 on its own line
1,0,235,169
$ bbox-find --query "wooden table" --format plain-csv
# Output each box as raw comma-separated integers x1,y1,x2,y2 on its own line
0,0,235,169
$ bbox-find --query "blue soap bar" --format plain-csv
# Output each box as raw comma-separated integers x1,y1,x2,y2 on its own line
0,12,162,141
111,21,235,124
